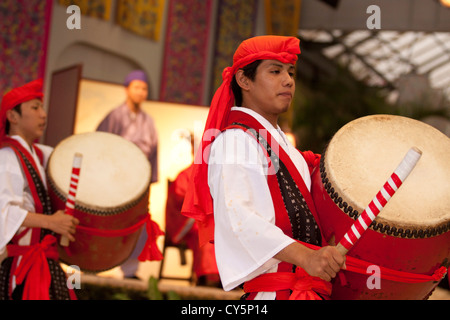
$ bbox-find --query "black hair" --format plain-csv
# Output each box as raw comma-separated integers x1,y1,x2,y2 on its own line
5,104,22,135
231,60,262,107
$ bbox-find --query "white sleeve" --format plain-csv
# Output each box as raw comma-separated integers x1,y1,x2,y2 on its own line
208,129,295,291
0,148,29,253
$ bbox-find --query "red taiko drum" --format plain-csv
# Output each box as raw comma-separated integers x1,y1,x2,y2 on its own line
311,114,450,300
47,132,151,272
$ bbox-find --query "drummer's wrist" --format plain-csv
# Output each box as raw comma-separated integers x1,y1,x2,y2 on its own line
23,212,50,230
274,241,313,269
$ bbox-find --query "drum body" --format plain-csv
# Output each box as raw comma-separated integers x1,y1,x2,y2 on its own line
48,132,151,272
311,115,450,300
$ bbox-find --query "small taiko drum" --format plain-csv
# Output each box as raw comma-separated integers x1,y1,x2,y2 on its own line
47,132,151,272
311,114,450,300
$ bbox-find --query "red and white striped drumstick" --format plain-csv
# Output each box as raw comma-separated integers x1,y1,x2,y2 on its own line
336,147,422,256
60,152,83,247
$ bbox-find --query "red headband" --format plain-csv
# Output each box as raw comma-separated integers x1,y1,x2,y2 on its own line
0,79,44,138
207,36,300,132
182,36,301,245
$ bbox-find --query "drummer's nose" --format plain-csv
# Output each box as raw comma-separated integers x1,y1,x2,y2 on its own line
39,105,47,119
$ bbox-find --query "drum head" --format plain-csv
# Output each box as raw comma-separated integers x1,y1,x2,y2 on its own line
323,114,450,234
48,132,151,212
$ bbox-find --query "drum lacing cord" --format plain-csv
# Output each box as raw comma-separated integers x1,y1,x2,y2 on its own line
46,176,148,216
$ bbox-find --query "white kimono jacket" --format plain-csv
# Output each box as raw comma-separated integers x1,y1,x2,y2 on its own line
0,135,53,254
208,107,312,299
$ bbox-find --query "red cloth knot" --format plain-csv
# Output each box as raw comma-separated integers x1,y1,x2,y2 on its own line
431,266,447,281
243,267,332,300
138,214,165,262
8,234,59,300
221,67,233,82
289,267,332,300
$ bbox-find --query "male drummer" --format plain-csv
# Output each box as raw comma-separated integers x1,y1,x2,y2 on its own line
182,36,345,300
0,79,79,300
97,70,158,279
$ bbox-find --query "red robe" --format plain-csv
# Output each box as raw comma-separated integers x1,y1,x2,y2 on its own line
165,165,218,278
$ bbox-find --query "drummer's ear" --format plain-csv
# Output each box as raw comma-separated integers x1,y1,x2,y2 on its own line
235,70,250,91
6,109,19,125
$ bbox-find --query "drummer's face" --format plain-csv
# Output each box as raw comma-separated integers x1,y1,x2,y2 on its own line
7,99,47,144
126,80,148,105
238,59,295,127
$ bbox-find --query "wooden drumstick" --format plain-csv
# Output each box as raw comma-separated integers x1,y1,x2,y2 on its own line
60,152,83,247
336,147,422,256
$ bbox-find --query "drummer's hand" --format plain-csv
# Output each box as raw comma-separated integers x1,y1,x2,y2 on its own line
302,246,346,282
47,210,80,242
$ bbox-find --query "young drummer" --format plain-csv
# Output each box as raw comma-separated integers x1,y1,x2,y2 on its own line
0,79,79,300
182,36,345,300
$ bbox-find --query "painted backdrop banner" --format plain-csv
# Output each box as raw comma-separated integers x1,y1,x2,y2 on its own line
159,0,212,106
57,0,112,21
116,0,165,41
265,0,302,36
0,0,52,96
211,0,258,96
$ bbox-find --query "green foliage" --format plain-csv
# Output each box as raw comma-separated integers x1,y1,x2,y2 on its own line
147,276,181,300
291,67,449,154
147,276,164,300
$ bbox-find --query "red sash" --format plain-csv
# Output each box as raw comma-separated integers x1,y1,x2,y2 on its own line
7,235,59,300
243,267,332,300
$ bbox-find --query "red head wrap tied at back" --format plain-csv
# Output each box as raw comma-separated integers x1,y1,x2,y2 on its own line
0,79,44,139
181,36,301,246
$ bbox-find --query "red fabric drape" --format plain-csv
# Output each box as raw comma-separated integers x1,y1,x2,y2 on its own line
137,216,164,261
244,267,332,300
7,235,59,300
